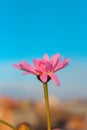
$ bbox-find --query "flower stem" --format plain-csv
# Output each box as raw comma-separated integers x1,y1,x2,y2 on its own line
43,83,51,130
0,119,17,130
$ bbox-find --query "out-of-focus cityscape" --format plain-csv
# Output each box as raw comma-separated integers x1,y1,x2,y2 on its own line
0,96,87,130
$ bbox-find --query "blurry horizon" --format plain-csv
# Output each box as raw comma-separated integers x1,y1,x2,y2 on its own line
0,0,87,100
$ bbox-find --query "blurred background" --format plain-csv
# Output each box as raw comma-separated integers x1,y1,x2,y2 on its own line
0,0,87,129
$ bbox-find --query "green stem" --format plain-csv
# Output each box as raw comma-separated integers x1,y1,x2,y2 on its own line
0,119,17,130
43,83,51,130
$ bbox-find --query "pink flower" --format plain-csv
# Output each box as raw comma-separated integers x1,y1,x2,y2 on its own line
13,54,70,86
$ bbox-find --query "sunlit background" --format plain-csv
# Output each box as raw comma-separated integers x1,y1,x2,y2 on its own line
0,0,87,100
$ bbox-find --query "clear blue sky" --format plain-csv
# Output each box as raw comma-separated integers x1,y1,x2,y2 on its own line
0,0,87,100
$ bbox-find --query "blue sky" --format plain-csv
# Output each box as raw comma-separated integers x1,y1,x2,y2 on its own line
0,0,87,100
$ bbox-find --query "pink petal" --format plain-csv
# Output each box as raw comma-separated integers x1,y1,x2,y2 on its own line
51,54,60,69
22,71,35,75
40,74,48,82
48,73,60,86
43,54,49,61
54,59,70,72
13,62,36,74
33,59,42,67
34,69,42,73
13,64,21,69
33,60,44,72
45,61,52,72
22,61,36,73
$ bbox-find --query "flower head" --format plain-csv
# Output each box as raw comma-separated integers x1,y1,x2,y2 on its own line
13,54,70,86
